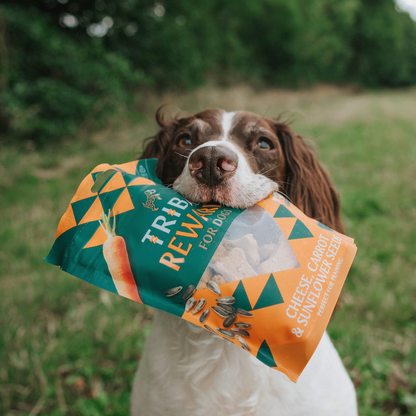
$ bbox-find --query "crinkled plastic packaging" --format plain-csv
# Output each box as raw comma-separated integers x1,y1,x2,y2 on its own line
45,159,357,382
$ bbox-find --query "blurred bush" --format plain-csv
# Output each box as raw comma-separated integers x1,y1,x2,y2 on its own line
0,0,416,145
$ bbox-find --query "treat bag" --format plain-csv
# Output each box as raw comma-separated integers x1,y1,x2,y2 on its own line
46,159,357,382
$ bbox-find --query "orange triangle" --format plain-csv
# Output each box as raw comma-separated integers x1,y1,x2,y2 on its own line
100,171,127,193
79,197,104,225
92,163,113,173
70,175,96,203
240,274,271,309
114,161,138,175
128,177,156,187
257,197,278,216
274,217,297,239
56,204,77,239
83,224,108,249
112,188,135,215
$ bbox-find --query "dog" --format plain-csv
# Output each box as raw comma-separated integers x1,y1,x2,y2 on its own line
130,108,358,416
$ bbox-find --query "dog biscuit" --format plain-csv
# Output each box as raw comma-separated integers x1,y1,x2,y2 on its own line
213,247,257,281
223,234,260,268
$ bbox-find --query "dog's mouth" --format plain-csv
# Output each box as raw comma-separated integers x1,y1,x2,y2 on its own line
172,174,278,210
171,143,279,209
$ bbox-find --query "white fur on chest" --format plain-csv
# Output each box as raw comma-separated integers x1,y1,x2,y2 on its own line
131,310,357,416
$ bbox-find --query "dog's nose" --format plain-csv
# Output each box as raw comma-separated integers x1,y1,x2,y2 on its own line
188,146,238,186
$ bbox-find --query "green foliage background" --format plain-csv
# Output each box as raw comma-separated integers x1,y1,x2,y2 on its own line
0,0,416,144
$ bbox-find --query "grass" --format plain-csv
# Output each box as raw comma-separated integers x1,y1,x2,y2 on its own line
1,85,416,415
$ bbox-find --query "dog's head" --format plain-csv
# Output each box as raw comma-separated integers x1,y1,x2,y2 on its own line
141,108,344,233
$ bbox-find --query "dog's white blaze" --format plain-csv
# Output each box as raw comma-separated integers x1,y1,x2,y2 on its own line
220,112,235,141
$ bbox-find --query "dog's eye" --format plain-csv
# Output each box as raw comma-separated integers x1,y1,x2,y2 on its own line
257,137,274,150
177,134,193,148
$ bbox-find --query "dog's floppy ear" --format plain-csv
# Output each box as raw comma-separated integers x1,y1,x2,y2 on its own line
272,121,345,234
140,107,179,181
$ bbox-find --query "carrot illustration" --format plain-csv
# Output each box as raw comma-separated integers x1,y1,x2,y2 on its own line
99,210,142,303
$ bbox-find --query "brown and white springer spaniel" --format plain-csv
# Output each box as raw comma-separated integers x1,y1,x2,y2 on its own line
131,109,357,416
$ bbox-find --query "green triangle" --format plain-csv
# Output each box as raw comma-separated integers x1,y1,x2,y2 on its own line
317,221,333,232
98,188,125,213
45,226,79,266
274,204,295,218
127,186,138,201
253,275,284,310
288,219,314,240
122,172,139,186
71,196,98,224
232,280,252,311
256,340,277,368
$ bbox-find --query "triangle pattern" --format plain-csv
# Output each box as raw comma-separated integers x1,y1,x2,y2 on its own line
253,274,284,310
241,274,271,310
232,281,252,311
56,204,77,239
100,171,126,193
83,223,108,249
91,163,112,174
72,196,98,224
317,221,333,232
99,188,126,214
274,204,296,218
122,172,140,186
288,219,314,240
112,187,135,215
79,196,105,225
72,175,97,202
256,198,278,217
114,161,138,175
128,177,156,187
90,170,117,194
256,340,277,368
274,217,297,239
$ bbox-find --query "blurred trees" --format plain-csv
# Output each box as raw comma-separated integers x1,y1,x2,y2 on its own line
0,0,415,144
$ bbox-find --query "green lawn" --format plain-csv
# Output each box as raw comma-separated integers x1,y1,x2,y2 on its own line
1,85,416,415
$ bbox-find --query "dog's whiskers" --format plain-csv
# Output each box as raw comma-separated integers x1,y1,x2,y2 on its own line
275,188,293,203
258,164,279,176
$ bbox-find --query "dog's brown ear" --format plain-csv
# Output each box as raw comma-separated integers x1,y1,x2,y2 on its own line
140,107,178,180
272,121,345,234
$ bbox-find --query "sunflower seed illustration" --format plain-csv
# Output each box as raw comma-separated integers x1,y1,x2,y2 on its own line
216,328,235,338
181,285,196,301
223,314,237,328
204,325,216,334
236,334,251,351
231,328,250,337
235,322,252,329
207,280,221,296
165,286,183,297
199,308,210,323
216,303,236,314
236,308,253,317
215,305,233,317
192,298,206,314
216,296,235,305
185,297,196,312
212,306,230,318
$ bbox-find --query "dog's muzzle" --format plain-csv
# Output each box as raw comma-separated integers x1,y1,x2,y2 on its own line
188,146,238,187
